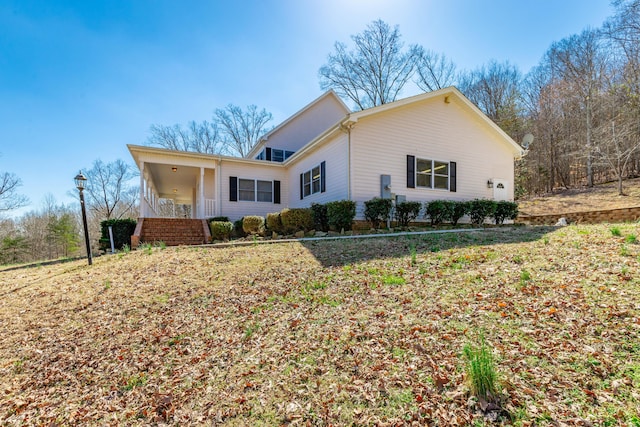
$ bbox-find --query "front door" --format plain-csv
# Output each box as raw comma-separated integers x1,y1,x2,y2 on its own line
493,179,509,201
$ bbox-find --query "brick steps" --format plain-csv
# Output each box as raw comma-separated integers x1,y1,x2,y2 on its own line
137,218,209,246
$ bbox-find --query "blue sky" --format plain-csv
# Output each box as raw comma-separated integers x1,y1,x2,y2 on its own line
0,0,614,217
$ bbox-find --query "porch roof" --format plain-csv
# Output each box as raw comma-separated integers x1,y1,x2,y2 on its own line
127,144,283,203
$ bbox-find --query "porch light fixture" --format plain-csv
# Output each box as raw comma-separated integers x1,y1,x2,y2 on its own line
487,179,494,188
173,188,178,193
74,171,92,266
172,167,177,172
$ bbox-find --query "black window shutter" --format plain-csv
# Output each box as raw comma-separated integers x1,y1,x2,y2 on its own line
229,176,238,201
273,180,281,204
299,173,303,200
320,161,326,193
266,147,272,161
449,161,457,192
406,155,415,188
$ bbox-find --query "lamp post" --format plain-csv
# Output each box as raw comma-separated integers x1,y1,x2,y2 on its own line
74,171,92,266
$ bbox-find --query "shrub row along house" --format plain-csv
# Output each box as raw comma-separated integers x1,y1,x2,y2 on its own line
128,87,524,246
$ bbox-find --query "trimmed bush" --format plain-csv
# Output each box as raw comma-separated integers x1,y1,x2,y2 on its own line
280,208,314,234
449,200,469,225
326,200,356,231
493,201,519,224
208,216,229,223
364,197,393,229
266,212,284,234
242,216,265,235
469,199,497,225
424,200,450,225
310,203,329,232
234,218,247,238
209,221,234,240
395,201,422,227
100,218,137,251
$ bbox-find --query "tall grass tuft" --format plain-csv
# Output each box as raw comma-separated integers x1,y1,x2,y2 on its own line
463,333,499,402
409,242,417,266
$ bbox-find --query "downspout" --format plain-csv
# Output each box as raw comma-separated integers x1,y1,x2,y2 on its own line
347,125,352,200
340,119,355,200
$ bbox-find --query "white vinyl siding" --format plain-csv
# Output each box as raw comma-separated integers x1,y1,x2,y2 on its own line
350,95,516,218
219,161,287,221
248,93,349,157
288,133,349,207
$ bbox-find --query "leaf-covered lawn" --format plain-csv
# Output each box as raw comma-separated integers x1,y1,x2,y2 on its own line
1,224,639,426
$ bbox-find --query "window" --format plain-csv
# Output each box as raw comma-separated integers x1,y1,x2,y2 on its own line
272,149,284,162
300,161,326,199
239,179,256,201
256,180,273,202
416,158,449,189
238,179,272,202
257,147,296,162
410,156,452,190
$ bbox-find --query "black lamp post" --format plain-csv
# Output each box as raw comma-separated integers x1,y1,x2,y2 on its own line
74,171,92,266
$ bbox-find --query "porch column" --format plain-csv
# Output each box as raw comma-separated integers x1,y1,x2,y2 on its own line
199,167,205,219
139,161,145,217
216,159,222,217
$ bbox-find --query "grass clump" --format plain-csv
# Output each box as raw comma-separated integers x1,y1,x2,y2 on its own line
463,333,499,403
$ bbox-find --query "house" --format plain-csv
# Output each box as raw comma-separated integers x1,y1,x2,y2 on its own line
128,87,524,245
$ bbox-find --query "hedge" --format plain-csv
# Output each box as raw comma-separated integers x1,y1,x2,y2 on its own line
280,208,314,233
493,201,519,224
395,201,422,227
266,212,284,234
424,200,450,225
242,216,265,235
100,218,137,251
469,199,497,224
326,200,356,231
209,221,234,240
364,197,393,229
310,203,329,232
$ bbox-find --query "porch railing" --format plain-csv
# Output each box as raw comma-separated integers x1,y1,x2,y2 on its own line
204,199,216,218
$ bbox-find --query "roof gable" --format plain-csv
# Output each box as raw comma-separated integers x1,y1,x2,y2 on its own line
246,90,350,158
342,87,524,158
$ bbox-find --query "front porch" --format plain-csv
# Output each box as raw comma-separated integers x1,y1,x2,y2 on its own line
128,146,222,247
135,151,222,220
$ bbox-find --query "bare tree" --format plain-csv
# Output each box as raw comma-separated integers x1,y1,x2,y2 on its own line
593,87,640,194
549,28,610,187
147,120,223,154
215,104,273,157
9,196,82,263
458,60,523,137
83,159,139,220
415,49,457,92
319,19,420,110
604,0,640,94
0,170,29,212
